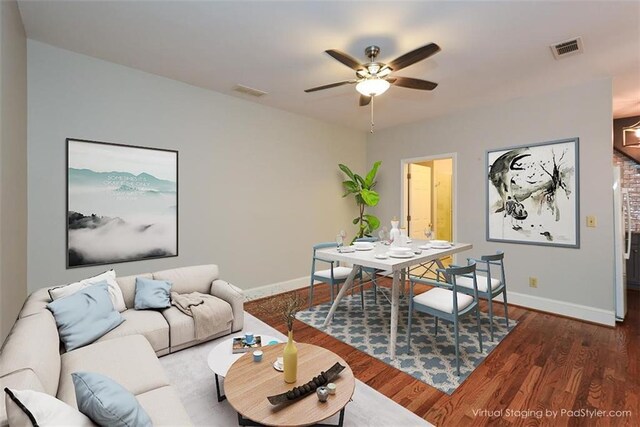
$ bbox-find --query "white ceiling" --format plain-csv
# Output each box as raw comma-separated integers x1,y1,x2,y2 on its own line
17,1,640,131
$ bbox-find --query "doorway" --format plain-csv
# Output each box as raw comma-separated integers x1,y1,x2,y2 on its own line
401,154,456,268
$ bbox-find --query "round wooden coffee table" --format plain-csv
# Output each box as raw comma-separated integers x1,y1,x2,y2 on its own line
224,342,355,427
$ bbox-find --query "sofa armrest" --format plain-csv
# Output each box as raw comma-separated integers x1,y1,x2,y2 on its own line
210,280,244,332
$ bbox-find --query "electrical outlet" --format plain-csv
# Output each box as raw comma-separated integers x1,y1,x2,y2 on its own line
586,215,597,228
529,277,538,288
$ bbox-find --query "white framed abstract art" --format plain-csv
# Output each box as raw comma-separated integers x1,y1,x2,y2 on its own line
486,138,579,248
67,138,178,268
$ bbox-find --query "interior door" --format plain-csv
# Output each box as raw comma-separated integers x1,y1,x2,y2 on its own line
408,164,432,239
433,159,452,242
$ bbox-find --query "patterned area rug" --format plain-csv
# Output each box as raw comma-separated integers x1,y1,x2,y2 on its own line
297,289,516,394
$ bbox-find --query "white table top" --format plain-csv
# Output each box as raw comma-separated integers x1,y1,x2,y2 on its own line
315,240,473,271
207,334,281,377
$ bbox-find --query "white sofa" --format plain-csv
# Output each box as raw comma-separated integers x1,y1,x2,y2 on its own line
0,264,244,426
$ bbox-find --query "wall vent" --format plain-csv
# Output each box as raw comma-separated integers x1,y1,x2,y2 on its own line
550,37,584,59
233,84,268,97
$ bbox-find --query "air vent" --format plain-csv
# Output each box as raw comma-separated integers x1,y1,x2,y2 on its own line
233,84,268,97
550,37,584,59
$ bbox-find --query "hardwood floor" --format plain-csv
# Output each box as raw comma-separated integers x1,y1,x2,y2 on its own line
245,280,639,426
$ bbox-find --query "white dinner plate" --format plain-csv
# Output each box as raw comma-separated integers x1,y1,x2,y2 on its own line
389,252,415,258
273,362,284,372
374,254,388,259
418,244,431,250
431,244,452,249
355,247,374,251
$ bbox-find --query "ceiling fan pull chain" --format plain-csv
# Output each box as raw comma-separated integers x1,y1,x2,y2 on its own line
370,96,375,133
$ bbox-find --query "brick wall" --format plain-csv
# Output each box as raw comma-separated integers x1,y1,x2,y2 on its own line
614,151,640,232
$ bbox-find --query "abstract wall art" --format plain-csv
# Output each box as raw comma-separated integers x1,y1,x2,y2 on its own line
67,138,178,267
486,138,579,248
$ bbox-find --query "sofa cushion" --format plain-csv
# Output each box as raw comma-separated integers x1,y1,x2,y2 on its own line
47,284,125,352
18,288,51,318
5,388,94,427
134,278,171,310
0,369,45,427
135,386,192,426
58,335,170,409
116,273,153,310
153,264,218,295
0,312,61,397
48,270,127,313
96,310,169,353
72,372,151,427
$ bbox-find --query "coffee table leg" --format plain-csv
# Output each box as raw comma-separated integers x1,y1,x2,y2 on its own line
215,374,226,402
236,407,346,426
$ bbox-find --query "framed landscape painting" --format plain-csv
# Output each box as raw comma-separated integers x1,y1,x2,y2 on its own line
486,138,579,248
67,138,178,268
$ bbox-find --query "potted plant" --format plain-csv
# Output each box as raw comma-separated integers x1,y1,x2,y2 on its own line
339,161,382,240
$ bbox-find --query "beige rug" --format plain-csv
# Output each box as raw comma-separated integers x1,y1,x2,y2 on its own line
160,313,433,426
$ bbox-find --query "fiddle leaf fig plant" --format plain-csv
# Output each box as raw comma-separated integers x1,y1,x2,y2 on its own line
339,161,382,239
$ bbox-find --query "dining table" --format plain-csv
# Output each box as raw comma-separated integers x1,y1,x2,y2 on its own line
315,240,473,359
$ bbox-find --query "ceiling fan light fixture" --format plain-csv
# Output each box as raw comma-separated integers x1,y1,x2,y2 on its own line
356,78,390,97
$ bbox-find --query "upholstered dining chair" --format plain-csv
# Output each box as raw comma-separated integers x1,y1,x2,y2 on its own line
407,262,483,376
354,237,382,303
457,251,509,341
309,242,364,310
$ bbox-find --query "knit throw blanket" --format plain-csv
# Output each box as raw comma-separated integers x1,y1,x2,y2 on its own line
171,292,233,340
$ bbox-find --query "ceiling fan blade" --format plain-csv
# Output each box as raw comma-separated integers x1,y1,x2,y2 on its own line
391,76,438,91
304,80,356,93
388,43,441,71
325,49,363,71
359,95,372,107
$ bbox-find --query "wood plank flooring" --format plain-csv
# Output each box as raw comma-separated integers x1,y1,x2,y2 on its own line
245,279,639,426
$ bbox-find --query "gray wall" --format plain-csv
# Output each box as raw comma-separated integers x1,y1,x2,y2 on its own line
27,40,366,293
0,0,28,341
367,79,614,313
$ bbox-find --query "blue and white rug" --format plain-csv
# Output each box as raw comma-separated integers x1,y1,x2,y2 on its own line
297,289,516,394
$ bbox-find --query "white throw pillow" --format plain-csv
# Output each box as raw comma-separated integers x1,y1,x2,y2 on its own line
4,388,94,427
48,270,126,312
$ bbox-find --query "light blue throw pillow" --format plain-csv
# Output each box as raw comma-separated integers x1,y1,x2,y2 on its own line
46,282,124,351
72,372,152,427
134,277,172,310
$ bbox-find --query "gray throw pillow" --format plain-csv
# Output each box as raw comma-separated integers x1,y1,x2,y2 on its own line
72,372,152,427
134,277,172,310
46,282,124,351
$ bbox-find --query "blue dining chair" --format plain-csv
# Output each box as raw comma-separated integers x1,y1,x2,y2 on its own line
456,251,509,341
355,237,382,303
309,242,364,309
407,261,483,376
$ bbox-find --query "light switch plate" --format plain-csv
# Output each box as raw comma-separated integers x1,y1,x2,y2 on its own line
586,215,597,227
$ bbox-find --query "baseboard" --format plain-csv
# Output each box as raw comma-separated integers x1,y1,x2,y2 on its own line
495,291,616,326
244,276,310,301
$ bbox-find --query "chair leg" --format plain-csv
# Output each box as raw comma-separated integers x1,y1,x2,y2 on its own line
372,274,378,304
454,319,460,376
308,279,314,308
435,317,439,336
475,306,483,353
488,297,494,341
360,282,365,311
406,300,413,353
329,281,335,302
503,290,510,329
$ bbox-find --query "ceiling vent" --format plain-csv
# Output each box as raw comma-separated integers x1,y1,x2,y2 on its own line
550,37,584,59
233,84,268,97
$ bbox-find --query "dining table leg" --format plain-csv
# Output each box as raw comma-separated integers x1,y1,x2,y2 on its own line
322,267,360,327
389,269,400,359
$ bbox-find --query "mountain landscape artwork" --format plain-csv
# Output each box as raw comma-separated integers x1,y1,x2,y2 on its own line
67,139,178,267
486,138,579,248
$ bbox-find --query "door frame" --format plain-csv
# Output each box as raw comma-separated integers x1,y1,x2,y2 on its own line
400,152,458,243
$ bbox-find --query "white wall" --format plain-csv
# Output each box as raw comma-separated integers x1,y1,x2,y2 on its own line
27,40,365,293
367,79,615,324
0,0,28,341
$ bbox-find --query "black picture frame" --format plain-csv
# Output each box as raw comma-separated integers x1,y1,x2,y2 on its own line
65,138,180,269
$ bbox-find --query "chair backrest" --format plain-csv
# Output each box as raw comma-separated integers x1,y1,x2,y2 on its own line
446,261,479,314
311,242,340,274
473,250,505,285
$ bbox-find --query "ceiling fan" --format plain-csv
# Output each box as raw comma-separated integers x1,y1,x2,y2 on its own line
304,43,441,107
